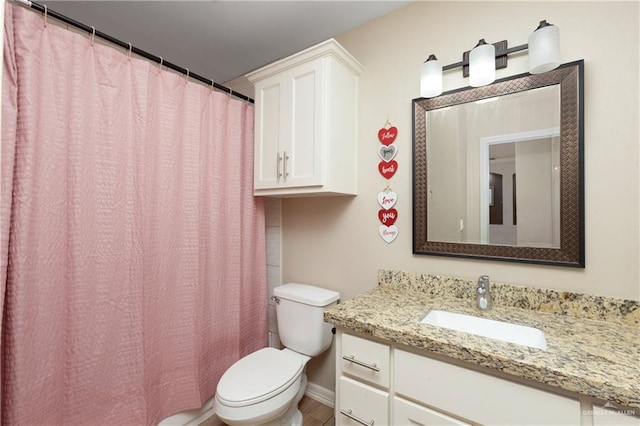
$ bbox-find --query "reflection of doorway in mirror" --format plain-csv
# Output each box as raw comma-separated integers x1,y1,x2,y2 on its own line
488,149,516,245
489,173,503,225
480,128,560,248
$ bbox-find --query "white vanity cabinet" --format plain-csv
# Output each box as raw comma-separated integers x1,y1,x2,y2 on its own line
337,333,390,425
246,39,362,197
335,330,596,426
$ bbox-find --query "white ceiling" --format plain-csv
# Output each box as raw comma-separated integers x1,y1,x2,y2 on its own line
46,1,410,88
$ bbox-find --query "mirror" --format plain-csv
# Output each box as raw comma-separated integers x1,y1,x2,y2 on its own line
413,60,584,267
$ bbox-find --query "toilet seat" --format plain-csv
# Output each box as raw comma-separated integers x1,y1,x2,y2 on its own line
216,347,304,408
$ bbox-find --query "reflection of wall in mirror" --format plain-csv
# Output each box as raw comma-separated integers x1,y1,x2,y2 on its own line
515,137,560,248
426,107,468,243
466,86,559,245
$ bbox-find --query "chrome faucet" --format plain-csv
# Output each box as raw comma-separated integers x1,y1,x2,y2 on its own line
476,275,492,311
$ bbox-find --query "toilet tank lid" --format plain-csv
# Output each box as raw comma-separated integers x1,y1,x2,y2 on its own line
274,283,340,306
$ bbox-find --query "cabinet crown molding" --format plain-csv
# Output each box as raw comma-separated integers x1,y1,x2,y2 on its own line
246,38,363,83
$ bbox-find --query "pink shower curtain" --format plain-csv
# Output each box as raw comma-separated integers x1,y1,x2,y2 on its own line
1,4,268,425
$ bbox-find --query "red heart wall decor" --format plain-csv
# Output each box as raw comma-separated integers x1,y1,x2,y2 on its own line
378,160,398,179
378,126,398,145
378,208,398,226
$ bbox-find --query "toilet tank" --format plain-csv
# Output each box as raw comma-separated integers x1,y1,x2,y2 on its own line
273,283,340,356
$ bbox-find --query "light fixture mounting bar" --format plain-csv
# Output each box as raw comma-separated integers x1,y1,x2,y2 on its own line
442,40,528,77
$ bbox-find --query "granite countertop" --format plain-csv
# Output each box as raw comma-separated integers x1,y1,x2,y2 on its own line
324,270,640,410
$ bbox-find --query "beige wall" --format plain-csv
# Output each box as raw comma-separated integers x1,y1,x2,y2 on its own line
279,2,639,391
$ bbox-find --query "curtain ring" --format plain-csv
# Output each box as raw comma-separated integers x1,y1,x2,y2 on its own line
43,4,47,27
128,43,132,60
158,56,163,71
90,26,95,46
210,80,214,93
185,68,189,82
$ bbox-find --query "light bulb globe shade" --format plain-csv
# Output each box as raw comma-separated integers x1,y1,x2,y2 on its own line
420,57,442,98
528,23,560,74
469,42,495,87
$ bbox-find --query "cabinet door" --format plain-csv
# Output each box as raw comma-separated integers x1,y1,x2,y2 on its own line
254,77,286,189
393,397,471,426
284,59,324,188
338,376,388,426
395,349,580,425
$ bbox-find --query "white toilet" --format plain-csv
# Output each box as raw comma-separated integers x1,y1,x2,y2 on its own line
214,283,340,426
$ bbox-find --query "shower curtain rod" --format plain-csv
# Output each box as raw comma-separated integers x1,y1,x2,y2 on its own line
11,0,255,103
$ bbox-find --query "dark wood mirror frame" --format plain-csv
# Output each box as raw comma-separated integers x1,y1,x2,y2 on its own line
412,60,584,267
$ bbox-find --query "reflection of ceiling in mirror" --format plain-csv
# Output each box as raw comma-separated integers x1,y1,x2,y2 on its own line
489,143,515,160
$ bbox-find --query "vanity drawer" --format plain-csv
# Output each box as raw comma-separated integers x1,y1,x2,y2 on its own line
393,396,471,426
341,333,390,388
338,376,388,426
394,349,580,425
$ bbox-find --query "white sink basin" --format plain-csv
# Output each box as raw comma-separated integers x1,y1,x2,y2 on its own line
421,309,547,350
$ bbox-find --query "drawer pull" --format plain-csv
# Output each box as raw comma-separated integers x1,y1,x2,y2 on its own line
342,355,380,372
340,409,375,425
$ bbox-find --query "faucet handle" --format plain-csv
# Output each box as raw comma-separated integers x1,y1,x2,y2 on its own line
477,275,490,288
476,275,492,310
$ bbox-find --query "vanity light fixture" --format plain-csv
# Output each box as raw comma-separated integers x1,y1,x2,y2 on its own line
528,20,561,74
469,39,495,87
420,20,561,97
420,54,443,97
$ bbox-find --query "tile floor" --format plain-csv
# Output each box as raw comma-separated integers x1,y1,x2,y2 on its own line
199,396,334,426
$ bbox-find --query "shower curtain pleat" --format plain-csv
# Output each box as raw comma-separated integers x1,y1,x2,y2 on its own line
1,4,268,424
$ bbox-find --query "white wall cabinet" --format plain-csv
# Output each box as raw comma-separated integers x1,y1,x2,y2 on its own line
246,39,362,197
335,330,637,426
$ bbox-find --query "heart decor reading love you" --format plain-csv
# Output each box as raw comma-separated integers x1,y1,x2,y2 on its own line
376,120,399,244
377,126,398,146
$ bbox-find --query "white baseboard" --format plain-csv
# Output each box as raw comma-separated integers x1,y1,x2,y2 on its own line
304,381,335,408
157,382,334,425
158,394,216,426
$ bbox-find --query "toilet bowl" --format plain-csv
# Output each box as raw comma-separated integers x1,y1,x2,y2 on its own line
214,348,310,425
213,283,340,426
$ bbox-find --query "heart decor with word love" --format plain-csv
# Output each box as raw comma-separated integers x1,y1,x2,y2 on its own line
377,191,397,210
378,160,398,179
378,144,397,162
378,208,397,226
378,126,398,146
379,224,399,243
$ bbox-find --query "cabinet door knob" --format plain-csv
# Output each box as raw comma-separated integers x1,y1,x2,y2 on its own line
340,409,375,425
